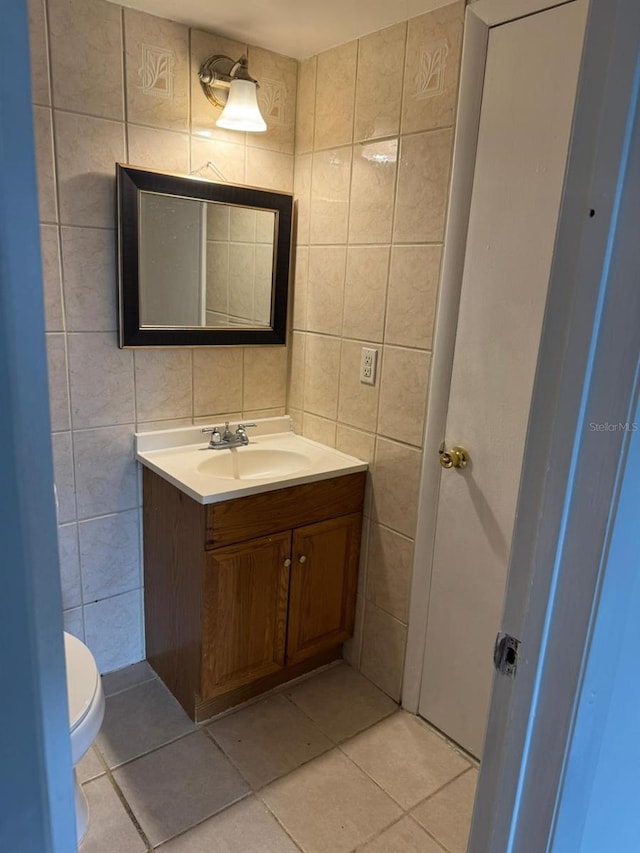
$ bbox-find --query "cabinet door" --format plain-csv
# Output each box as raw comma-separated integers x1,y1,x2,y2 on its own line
201,531,291,700
287,514,361,665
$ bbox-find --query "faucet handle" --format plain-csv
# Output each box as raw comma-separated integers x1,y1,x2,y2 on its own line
236,423,256,445
201,425,222,445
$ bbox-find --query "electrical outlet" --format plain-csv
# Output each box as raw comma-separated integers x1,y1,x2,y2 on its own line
360,347,378,385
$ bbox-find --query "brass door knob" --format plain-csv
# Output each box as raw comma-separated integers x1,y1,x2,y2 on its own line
284,558,291,567
298,555,307,563
439,445,470,469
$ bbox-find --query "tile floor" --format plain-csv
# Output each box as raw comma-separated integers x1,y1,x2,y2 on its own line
78,660,478,852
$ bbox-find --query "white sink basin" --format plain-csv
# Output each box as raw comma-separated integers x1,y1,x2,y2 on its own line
135,417,368,504
197,447,311,480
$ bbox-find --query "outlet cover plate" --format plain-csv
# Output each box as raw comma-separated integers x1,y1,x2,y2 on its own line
360,347,378,385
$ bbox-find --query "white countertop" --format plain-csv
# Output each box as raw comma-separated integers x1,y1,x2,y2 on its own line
135,417,367,504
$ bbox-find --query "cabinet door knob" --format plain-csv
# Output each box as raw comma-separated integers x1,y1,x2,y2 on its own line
298,555,307,564
283,558,291,567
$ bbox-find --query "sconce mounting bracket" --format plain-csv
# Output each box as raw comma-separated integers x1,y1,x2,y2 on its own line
198,54,256,109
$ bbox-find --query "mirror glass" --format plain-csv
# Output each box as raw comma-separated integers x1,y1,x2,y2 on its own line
117,164,293,347
139,193,276,329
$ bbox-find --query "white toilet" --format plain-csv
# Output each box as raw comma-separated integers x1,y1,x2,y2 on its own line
64,631,105,844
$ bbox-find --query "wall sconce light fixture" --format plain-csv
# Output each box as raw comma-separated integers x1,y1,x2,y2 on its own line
198,54,267,133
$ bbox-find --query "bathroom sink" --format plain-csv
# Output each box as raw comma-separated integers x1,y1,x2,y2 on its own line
196,447,311,480
135,417,368,504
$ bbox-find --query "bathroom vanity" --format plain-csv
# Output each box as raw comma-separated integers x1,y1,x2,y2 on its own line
136,420,366,721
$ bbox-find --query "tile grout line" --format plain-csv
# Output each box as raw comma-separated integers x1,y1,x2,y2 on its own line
279,674,399,746
407,765,478,853
333,737,414,812
310,124,456,157
290,238,448,249
411,765,475,813
364,20,410,614
419,820,458,853
199,724,257,788
95,725,201,774
252,791,308,853
83,582,143,611
405,813,450,853
332,720,473,816
194,726,309,851
250,689,411,853
202,709,333,795
147,705,296,852
350,812,410,853
334,38,359,429
149,790,252,851
297,67,315,417
344,810,450,853
41,221,117,233
296,327,433,355
42,0,87,639
92,763,154,851
91,718,252,847
101,673,157,701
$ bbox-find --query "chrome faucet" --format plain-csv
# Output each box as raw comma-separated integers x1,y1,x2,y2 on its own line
201,422,256,450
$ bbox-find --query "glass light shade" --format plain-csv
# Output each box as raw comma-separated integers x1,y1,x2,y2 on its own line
216,79,267,132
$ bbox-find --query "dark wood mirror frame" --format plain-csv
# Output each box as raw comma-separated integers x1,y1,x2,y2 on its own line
117,164,293,347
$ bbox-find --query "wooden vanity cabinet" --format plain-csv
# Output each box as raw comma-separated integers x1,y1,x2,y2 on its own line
287,515,362,665
201,532,291,701
143,467,365,721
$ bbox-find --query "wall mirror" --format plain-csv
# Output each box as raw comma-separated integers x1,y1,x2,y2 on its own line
117,164,293,347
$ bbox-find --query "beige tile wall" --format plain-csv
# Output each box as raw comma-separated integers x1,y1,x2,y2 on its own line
289,0,464,700
30,0,295,672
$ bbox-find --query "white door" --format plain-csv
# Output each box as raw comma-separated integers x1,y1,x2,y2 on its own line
418,0,588,757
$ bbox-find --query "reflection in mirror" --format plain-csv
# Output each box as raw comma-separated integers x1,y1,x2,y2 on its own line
139,194,276,330
208,206,275,328
117,164,293,347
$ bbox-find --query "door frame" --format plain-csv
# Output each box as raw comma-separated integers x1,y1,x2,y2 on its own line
470,0,640,846
404,0,640,848
1,0,76,849
403,0,583,712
